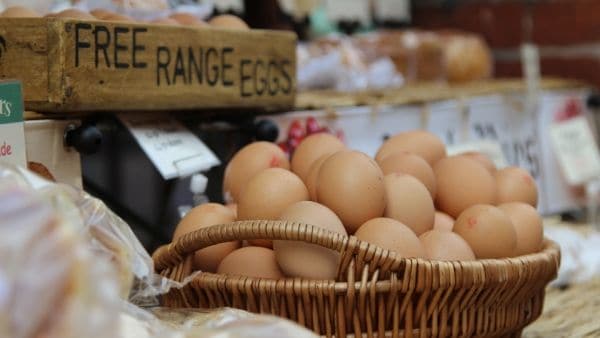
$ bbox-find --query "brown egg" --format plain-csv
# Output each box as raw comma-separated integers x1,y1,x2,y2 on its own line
459,151,496,173
291,133,345,182
317,151,386,233
173,203,239,272
434,156,496,218
274,201,347,279
225,203,237,219
209,14,249,30
223,142,290,203
378,152,437,197
433,211,454,231
498,202,543,256
384,174,434,235
305,153,335,201
151,17,180,25
453,204,517,258
246,239,273,248
169,13,207,27
1,6,41,17
419,229,475,260
354,218,425,258
495,167,538,207
90,8,112,19
375,130,446,166
50,9,97,20
237,168,308,221
217,246,283,279
103,13,134,22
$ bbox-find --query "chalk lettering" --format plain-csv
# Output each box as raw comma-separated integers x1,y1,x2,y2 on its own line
75,23,92,67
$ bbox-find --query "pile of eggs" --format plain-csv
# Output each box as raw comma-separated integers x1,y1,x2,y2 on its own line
173,130,543,280
0,6,249,30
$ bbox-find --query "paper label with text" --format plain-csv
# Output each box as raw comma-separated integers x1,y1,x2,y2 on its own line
549,116,600,185
119,114,220,180
0,81,26,168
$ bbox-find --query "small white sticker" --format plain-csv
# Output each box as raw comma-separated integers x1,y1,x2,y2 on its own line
550,116,600,185
119,114,220,180
447,140,508,169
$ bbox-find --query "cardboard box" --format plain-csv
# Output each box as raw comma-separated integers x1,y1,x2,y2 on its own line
24,119,82,188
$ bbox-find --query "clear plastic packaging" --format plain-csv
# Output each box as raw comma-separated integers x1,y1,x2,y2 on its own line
0,163,319,338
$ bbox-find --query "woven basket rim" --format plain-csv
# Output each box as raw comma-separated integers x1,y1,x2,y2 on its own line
154,220,560,287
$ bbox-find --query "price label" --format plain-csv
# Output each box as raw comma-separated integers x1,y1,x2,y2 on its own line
119,114,220,180
325,0,370,26
0,81,26,168
426,100,465,145
447,140,508,169
550,115,600,185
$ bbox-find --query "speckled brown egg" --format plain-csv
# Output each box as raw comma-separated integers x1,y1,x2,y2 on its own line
434,156,497,218
173,203,239,272
217,246,283,279
317,151,386,233
375,130,446,166
274,201,347,279
498,202,543,256
291,133,345,182
354,218,425,258
384,173,434,235
378,152,437,198
223,142,290,203
495,167,538,207
453,204,517,258
237,168,308,221
419,229,475,260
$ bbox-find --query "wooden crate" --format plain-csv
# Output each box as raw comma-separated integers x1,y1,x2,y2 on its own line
0,18,296,112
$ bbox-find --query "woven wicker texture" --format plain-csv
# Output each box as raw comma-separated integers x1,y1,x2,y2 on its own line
154,220,560,338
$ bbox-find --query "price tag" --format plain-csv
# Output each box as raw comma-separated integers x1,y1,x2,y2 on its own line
324,0,370,26
549,115,600,185
373,0,410,21
119,114,220,180
447,140,508,169
0,81,26,168
426,100,465,145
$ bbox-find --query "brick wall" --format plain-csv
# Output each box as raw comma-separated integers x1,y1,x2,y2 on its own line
413,0,600,87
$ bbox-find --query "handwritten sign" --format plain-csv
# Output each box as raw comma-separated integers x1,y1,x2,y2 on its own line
0,81,25,168
119,114,220,180
550,115,600,185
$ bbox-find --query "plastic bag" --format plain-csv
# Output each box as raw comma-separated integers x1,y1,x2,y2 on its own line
0,178,121,338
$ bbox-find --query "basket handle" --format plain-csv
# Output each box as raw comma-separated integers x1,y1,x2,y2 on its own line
154,220,373,276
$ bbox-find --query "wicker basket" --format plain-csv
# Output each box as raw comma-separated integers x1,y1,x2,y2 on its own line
153,220,560,338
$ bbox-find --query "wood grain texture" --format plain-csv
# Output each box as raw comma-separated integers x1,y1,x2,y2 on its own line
0,18,49,104
0,18,296,112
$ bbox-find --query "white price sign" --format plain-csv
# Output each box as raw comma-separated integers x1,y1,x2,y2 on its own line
426,100,465,145
119,114,220,180
550,116,600,185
